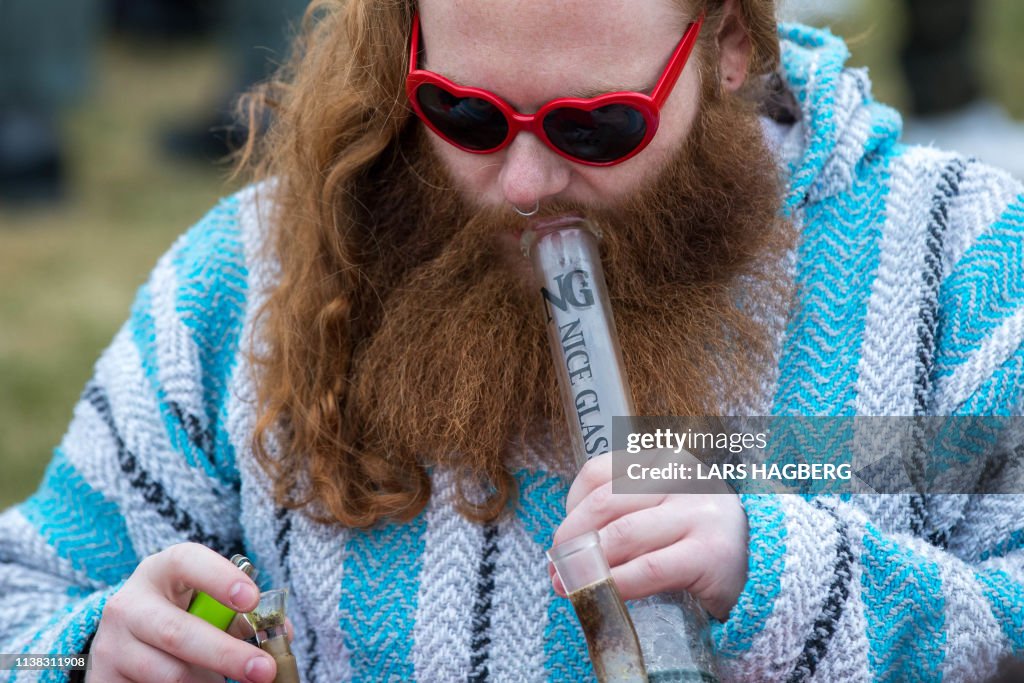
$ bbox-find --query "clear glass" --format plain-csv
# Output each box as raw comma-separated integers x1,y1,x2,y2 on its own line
521,218,636,467
244,588,300,683
630,593,718,682
524,218,720,683
548,532,648,682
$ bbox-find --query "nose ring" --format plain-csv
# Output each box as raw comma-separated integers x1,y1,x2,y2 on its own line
513,201,540,217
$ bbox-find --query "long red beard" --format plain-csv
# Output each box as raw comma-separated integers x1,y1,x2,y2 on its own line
334,85,792,518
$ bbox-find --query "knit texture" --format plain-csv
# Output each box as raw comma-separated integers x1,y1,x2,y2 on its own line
2,24,1023,682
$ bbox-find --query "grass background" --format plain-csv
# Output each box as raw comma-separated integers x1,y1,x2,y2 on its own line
0,37,234,507
1,0,1022,509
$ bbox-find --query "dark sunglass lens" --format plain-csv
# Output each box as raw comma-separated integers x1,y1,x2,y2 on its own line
543,104,647,163
415,83,509,150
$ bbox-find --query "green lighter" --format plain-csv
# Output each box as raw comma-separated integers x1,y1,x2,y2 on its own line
186,554,258,629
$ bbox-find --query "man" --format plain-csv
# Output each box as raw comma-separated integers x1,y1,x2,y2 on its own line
1,0,1022,681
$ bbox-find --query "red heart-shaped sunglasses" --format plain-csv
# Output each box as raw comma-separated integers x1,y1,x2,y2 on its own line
405,12,705,166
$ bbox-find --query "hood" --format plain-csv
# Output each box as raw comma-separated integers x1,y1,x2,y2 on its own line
772,23,903,213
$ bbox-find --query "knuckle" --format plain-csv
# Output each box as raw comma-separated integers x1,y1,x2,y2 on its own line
156,617,190,653
640,554,667,586
137,552,158,575
162,543,195,574
143,658,189,683
695,498,721,519
604,515,634,548
578,459,608,491
90,633,117,664
103,590,130,622
212,647,243,679
588,483,614,517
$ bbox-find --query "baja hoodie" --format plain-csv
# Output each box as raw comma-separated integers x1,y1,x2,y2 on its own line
2,23,1023,683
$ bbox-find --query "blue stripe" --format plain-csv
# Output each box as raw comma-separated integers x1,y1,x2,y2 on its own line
776,23,847,214
861,525,946,681
936,196,1024,377
19,449,138,587
976,569,1024,653
4,596,76,683
980,530,1024,562
757,417,855,496
713,495,787,655
40,585,119,683
868,109,902,160
513,469,595,682
955,339,1024,416
171,197,249,482
5,585,120,683
129,285,225,482
127,200,249,489
773,152,892,416
776,24,901,216
338,514,427,681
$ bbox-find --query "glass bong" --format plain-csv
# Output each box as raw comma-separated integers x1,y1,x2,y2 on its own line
523,217,720,682
244,588,301,683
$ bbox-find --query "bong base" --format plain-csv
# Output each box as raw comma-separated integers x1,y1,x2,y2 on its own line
648,670,719,683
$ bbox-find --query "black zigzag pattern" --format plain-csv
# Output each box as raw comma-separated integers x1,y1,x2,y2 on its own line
911,158,967,541
915,157,966,414
468,523,500,682
82,381,239,557
166,400,217,468
786,503,854,683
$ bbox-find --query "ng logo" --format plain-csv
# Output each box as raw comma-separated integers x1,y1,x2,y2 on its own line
541,270,595,316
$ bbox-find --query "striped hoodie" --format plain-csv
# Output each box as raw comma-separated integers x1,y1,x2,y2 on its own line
1,23,1023,683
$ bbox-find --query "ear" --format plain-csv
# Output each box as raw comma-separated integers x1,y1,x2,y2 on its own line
716,0,752,93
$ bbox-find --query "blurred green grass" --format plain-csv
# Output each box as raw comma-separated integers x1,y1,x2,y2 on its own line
1,1,1023,509
0,37,235,508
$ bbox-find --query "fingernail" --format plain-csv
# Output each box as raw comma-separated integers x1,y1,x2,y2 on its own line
229,581,256,610
245,655,274,683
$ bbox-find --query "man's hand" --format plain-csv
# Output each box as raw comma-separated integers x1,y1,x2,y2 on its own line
551,451,749,621
87,543,276,683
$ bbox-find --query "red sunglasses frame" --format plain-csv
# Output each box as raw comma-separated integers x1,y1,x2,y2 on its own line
405,12,705,167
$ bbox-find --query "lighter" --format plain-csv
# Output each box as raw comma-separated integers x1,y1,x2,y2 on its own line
186,554,258,629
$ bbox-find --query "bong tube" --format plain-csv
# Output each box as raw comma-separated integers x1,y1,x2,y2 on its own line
522,217,719,683
520,217,635,466
245,589,300,683
547,532,647,682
